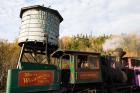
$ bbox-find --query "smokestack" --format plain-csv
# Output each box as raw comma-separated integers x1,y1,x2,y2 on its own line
113,48,126,69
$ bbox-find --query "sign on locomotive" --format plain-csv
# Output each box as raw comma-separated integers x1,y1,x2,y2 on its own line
6,5,140,93
18,70,54,86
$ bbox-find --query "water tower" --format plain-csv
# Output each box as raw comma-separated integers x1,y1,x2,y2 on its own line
17,5,63,68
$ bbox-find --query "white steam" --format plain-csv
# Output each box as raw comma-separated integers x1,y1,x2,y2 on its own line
103,35,123,51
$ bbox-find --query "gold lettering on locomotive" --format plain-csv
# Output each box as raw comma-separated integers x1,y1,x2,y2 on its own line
18,71,54,86
78,71,99,80
23,78,30,84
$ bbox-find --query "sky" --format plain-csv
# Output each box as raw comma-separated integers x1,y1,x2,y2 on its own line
0,0,140,42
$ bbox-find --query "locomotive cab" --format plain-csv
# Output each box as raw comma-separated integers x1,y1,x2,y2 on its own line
51,50,103,87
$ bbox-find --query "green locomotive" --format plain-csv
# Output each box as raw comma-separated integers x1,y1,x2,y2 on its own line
6,49,133,93
6,50,103,93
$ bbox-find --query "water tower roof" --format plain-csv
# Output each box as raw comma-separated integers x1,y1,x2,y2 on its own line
20,5,63,22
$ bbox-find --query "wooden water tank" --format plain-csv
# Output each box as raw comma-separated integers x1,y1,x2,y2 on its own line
18,5,63,51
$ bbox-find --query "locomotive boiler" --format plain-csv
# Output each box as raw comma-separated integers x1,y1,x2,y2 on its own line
101,48,128,84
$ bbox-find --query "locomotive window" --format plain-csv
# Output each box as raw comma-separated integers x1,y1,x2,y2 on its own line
60,55,70,69
87,56,99,69
77,55,99,70
131,59,140,67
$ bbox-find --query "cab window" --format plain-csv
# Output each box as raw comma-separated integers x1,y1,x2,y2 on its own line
77,55,99,70
131,59,140,67
87,56,99,69
60,55,70,69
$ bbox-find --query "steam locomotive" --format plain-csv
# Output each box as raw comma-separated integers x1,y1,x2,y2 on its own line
7,48,140,93
46,48,140,93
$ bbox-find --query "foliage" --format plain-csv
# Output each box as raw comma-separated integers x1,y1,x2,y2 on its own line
0,40,20,89
118,33,140,57
59,34,111,53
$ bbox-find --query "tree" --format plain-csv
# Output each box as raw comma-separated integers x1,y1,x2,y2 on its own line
90,34,111,52
0,40,20,89
59,34,111,53
119,33,140,56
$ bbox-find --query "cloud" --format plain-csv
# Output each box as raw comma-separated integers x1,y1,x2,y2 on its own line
0,0,140,42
